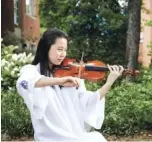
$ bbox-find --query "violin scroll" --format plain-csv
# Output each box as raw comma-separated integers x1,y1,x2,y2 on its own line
123,68,140,76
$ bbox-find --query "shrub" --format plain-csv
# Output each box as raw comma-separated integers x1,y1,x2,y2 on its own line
1,44,34,90
1,43,34,137
1,90,33,137
101,67,152,135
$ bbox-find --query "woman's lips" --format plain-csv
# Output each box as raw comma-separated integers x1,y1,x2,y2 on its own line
57,59,63,62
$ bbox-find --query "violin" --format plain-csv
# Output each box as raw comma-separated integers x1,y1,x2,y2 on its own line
53,58,140,82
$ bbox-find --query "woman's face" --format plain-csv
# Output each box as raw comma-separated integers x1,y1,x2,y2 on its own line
48,37,68,65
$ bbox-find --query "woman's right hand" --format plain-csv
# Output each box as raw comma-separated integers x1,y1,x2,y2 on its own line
58,76,80,87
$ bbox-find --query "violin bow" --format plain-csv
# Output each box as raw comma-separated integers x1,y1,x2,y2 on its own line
78,52,84,78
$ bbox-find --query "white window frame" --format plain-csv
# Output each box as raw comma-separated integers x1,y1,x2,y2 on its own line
26,0,36,17
14,0,19,25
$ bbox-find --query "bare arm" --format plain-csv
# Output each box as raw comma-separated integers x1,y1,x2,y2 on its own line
98,82,112,99
98,65,124,100
35,76,80,88
35,77,62,87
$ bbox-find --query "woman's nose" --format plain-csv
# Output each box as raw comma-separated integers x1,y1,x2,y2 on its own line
60,51,66,57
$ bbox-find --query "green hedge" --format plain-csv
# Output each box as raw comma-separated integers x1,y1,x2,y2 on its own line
102,66,152,135
103,81,152,135
1,91,33,137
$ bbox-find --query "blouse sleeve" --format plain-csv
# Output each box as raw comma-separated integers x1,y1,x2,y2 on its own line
16,64,49,119
78,79,105,130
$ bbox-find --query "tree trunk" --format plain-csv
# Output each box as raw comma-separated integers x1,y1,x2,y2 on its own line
126,0,141,81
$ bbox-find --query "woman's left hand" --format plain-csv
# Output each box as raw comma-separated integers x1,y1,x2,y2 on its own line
106,64,124,85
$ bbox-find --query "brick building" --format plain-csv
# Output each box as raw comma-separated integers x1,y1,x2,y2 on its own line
1,0,40,48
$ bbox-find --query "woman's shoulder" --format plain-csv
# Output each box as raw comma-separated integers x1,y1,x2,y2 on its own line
21,64,36,70
20,64,40,74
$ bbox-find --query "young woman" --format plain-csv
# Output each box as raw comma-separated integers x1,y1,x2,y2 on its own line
16,28,124,142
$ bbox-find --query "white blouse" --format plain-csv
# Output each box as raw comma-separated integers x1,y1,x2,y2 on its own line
16,64,107,142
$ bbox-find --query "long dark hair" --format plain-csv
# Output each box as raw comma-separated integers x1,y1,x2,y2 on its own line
32,28,68,76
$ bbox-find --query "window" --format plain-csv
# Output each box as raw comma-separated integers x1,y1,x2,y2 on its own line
14,0,19,25
26,0,36,17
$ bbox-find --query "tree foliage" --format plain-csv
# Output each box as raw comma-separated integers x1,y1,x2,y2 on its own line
40,0,127,64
